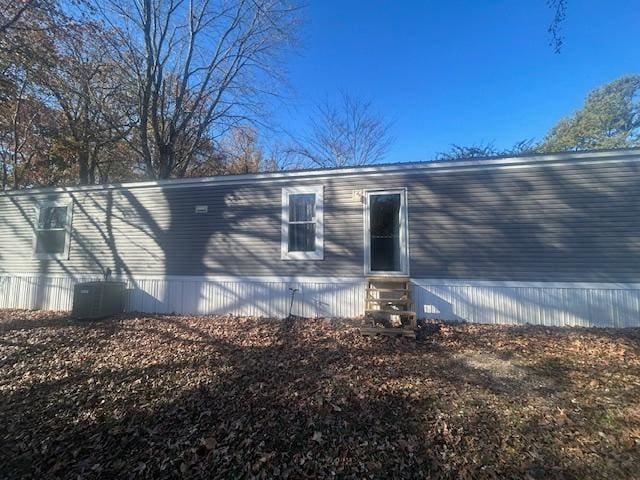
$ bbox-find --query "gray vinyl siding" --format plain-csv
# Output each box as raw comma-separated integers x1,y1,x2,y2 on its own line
1,155,639,282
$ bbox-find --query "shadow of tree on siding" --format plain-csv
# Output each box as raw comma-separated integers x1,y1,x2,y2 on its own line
407,160,640,326
1,156,640,322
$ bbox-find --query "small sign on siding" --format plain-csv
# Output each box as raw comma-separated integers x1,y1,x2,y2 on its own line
194,205,208,214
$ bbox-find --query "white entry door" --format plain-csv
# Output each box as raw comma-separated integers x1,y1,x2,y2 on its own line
364,189,409,275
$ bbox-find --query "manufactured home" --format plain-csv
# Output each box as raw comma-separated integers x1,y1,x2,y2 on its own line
1,148,640,328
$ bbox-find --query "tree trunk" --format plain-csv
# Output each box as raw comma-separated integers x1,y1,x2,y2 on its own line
78,148,90,185
1,157,6,189
158,145,174,179
88,143,100,184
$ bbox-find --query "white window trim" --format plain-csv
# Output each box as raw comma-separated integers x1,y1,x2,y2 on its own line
32,201,73,260
281,186,324,260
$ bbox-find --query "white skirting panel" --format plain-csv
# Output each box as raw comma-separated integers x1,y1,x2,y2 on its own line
2,274,640,327
0,274,94,311
0,274,365,319
126,277,364,318
412,279,640,328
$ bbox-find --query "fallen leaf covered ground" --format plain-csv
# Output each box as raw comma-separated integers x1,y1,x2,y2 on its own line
1,309,639,479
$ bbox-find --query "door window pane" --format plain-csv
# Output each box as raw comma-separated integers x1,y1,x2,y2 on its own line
370,194,401,271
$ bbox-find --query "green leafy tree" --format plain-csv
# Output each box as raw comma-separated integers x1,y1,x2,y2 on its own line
540,75,640,152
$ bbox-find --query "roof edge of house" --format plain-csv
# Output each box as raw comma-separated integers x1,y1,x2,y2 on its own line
3,147,640,197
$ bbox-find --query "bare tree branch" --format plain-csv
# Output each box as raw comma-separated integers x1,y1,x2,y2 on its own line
547,0,567,53
0,0,38,34
436,139,538,161
290,92,394,168
101,0,300,179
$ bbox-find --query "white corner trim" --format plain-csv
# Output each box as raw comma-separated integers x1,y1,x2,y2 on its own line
31,200,74,260
281,185,324,261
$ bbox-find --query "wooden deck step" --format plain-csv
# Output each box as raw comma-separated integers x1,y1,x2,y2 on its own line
363,276,417,337
366,309,416,317
360,326,416,338
366,287,410,293
366,276,409,281
366,298,412,305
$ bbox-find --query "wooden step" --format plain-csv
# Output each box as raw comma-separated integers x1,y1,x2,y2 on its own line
366,276,409,281
367,290,411,298
367,283,409,289
366,309,416,317
368,284,409,288
366,287,410,293
360,326,416,338
365,310,417,330
366,298,412,305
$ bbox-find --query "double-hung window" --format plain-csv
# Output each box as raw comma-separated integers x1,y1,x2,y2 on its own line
33,202,73,259
281,186,323,260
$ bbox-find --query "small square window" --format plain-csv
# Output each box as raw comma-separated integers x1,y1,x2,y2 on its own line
281,186,323,260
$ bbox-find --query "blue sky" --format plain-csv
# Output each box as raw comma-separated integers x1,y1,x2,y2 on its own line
272,0,640,162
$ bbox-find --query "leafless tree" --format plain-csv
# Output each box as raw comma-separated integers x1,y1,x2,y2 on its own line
0,0,59,96
220,126,263,174
292,93,394,168
0,1,69,54
0,73,66,189
0,75,33,189
436,139,538,161
100,0,300,180
43,22,135,184
0,0,81,188
0,0,38,35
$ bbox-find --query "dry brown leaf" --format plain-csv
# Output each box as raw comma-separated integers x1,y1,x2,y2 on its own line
0,309,638,479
